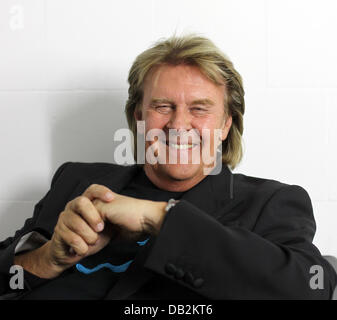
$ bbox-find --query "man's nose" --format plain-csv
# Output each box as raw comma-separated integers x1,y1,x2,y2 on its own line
166,107,192,130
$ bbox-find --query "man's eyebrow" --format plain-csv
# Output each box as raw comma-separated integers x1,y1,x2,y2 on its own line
150,98,215,106
150,98,175,105
190,98,215,106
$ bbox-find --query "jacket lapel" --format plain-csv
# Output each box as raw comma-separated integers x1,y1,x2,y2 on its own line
181,164,233,217
70,164,141,199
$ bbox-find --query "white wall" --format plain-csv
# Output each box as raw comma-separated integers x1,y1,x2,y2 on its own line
0,0,336,256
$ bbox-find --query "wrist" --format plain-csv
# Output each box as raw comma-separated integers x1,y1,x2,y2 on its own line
41,241,67,277
14,242,64,279
143,201,167,235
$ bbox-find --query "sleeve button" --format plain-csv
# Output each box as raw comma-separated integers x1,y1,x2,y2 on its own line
165,263,177,275
183,272,194,285
193,278,204,288
174,268,185,280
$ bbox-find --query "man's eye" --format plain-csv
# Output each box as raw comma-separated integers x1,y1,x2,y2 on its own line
156,106,171,113
191,107,206,114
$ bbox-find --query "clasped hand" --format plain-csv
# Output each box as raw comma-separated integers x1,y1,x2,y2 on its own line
42,184,166,277
92,191,167,238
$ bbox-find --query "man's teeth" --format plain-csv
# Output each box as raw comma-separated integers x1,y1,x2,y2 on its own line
169,143,196,149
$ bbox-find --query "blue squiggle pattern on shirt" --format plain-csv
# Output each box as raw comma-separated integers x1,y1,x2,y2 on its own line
76,238,149,275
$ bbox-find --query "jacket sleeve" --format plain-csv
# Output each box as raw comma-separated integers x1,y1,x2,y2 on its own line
0,162,71,296
143,185,337,299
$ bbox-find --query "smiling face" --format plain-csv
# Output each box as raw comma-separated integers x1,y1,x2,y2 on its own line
135,64,232,191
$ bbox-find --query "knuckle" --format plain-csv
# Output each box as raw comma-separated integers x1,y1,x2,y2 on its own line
69,236,81,248
75,221,87,235
87,233,98,245
58,211,65,221
75,196,89,208
73,220,95,242
57,211,68,225
87,184,99,192
59,210,73,226
54,223,61,236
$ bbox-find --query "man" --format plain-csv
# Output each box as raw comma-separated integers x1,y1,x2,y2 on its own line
0,35,336,300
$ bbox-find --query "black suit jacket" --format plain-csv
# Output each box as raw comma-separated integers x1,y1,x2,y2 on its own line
0,162,336,299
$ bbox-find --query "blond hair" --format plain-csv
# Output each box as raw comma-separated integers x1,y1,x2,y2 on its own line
125,34,245,169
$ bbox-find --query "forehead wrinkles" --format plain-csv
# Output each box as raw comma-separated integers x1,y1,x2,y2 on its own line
145,65,217,104
152,65,208,86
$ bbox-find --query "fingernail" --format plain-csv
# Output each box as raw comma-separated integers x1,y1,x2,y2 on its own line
97,222,104,232
105,192,113,200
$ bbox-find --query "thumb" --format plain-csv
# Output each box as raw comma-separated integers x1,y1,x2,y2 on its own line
83,184,115,202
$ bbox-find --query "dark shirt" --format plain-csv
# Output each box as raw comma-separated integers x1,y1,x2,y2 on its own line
21,169,184,300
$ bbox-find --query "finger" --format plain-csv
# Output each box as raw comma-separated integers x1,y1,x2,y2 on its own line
91,199,111,222
83,184,114,202
63,211,99,246
92,198,104,211
69,197,105,233
57,221,89,256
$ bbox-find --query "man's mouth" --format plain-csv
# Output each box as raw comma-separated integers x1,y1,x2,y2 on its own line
166,142,199,149
159,139,200,149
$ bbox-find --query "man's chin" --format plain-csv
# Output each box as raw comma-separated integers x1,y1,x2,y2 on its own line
158,163,203,181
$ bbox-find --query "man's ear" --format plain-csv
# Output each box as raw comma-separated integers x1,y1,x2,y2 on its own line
221,115,232,141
